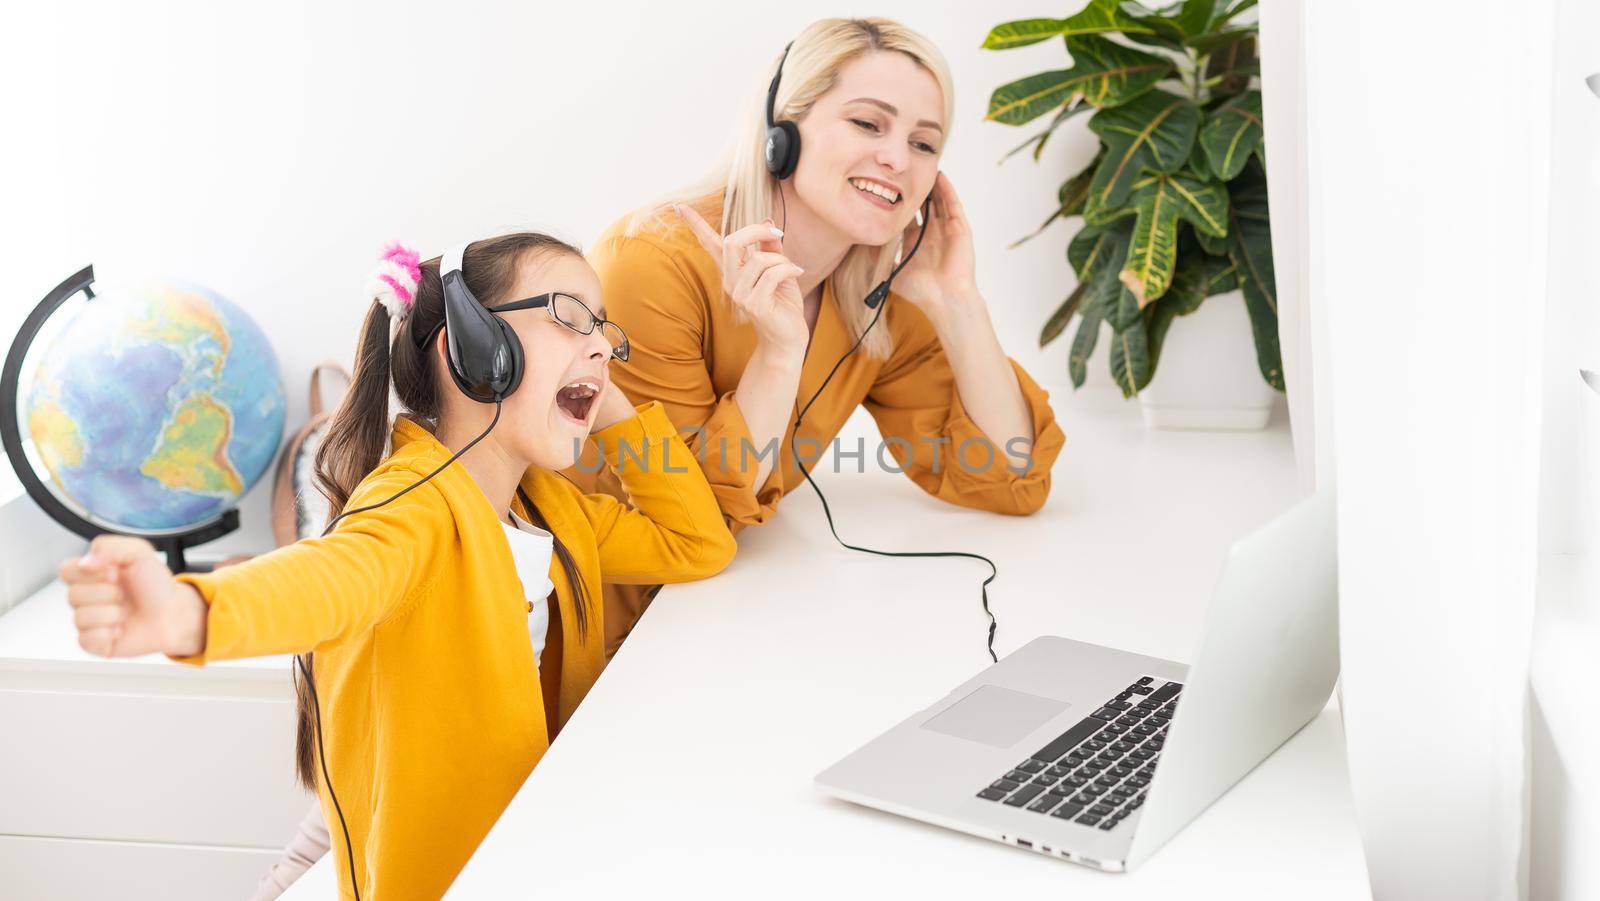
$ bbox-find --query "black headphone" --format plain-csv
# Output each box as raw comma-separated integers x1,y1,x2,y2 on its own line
430,242,525,403
764,42,802,181
765,39,926,310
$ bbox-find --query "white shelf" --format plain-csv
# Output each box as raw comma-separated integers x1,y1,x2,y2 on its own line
0,576,311,900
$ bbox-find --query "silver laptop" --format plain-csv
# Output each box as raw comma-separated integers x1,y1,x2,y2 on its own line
815,491,1337,872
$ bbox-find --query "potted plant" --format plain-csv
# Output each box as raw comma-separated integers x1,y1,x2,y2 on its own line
983,0,1283,429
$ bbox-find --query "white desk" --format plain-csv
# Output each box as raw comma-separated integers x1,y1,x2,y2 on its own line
440,385,1370,898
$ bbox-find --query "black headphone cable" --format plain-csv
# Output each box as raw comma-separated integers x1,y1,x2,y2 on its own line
782,196,1003,663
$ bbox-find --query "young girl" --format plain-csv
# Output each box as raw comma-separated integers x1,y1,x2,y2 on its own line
59,234,736,899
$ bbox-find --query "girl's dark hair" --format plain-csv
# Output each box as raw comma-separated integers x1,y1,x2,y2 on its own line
293,233,590,790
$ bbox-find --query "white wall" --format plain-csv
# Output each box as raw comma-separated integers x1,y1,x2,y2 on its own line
0,0,1127,558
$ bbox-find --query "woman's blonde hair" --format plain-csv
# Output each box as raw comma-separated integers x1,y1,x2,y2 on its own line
632,17,954,359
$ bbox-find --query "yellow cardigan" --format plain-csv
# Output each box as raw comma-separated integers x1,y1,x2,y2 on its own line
172,402,734,900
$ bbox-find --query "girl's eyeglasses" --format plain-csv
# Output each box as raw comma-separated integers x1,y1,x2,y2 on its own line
419,293,630,362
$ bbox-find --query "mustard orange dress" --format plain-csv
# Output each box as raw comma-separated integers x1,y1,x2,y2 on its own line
573,207,1068,656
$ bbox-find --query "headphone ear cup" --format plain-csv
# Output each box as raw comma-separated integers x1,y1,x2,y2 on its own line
492,315,525,399
765,121,801,180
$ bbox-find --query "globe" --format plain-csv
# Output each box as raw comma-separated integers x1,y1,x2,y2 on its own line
18,279,286,534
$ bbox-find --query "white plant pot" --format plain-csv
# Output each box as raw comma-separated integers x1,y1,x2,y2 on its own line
1137,289,1277,431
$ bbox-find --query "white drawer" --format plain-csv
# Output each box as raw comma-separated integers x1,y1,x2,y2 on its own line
0,663,312,848
0,833,282,901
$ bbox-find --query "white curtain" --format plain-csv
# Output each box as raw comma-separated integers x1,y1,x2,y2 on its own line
1259,1,1327,496
1529,0,1600,898
1265,1,1555,899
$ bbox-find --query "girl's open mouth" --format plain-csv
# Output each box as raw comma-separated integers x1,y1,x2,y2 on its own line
555,378,600,424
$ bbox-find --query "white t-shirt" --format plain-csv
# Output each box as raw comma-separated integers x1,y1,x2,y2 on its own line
502,511,555,668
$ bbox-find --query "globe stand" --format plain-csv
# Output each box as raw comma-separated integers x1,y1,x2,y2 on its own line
0,265,249,575
154,509,241,574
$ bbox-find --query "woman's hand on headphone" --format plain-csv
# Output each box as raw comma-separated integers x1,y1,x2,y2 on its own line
893,172,982,331
675,204,809,354
59,534,208,659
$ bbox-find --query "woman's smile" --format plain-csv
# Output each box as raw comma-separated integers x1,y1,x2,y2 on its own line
848,176,903,209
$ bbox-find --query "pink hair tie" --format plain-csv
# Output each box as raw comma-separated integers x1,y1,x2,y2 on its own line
365,241,423,318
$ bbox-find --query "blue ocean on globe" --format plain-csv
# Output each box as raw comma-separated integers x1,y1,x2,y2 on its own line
22,280,286,532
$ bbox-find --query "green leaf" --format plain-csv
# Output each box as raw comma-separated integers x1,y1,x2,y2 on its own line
1124,0,1218,44
1001,130,1047,163
1146,296,1180,376
983,1,1160,50
999,103,1090,162
1070,222,1141,331
1219,0,1259,24
1103,281,1144,331
1119,171,1229,306
1239,271,1283,390
1011,161,1101,252
1205,57,1261,86
1227,171,1283,390
1041,282,1088,348
1067,221,1121,281
1087,89,1201,210
1083,187,1136,228
1227,171,1274,307
1204,252,1240,293
1166,252,1209,315
985,36,1172,124
1065,0,1161,38
1121,7,1188,48
1108,319,1152,397
987,71,1082,126
1202,33,1256,95
1063,35,1174,109
1123,30,1187,52
1059,158,1100,216
1069,307,1104,388
1008,154,1102,251
1188,27,1255,58
982,19,1068,50
1185,130,1211,171
1009,208,1064,250
1194,220,1229,254
1200,90,1264,180
1171,0,1219,36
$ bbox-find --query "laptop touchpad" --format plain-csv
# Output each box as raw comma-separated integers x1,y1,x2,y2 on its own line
920,684,1069,749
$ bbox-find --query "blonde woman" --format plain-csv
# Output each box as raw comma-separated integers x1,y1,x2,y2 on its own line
578,17,1067,656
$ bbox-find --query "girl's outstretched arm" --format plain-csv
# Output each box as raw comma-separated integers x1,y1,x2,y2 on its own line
61,470,448,664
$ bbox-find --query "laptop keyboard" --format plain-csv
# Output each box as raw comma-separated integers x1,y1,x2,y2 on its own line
975,676,1182,832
